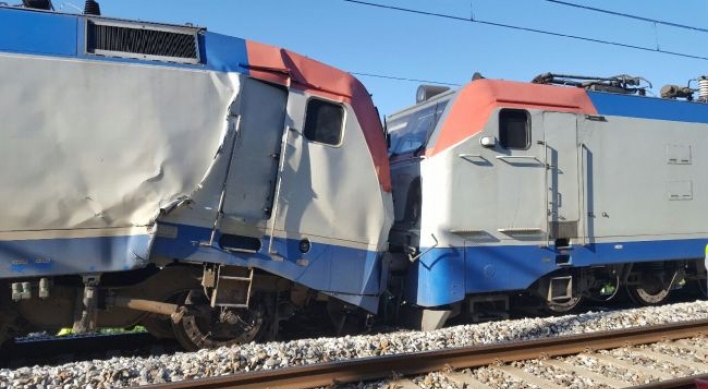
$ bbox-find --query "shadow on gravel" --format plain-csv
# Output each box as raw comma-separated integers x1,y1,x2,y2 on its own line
0,333,179,369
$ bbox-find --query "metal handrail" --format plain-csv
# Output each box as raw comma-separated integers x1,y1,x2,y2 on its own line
543,143,551,247
267,126,293,257
200,115,241,248
579,143,588,246
495,155,542,163
409,234,439,262
497,227,542,233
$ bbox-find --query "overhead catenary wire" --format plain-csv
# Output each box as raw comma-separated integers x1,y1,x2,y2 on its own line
544,0,708,34
350,71,461,86
342,0,708,62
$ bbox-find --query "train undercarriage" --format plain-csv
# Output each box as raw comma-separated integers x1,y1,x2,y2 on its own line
535,258,708,312
1,257,706,351
0,264,347,351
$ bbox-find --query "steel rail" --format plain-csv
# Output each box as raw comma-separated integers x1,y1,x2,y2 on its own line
139,319,708,389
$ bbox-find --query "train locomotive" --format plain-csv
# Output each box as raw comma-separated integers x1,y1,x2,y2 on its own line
0,2,706,350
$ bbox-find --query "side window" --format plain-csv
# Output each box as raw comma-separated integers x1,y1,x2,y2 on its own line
387,100,448,156
304,99,344,146
499,109,530,149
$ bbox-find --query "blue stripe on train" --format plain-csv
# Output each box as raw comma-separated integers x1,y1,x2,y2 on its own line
410,238,708,307
4,224,702,313
0,233,151,277
0,7,249,74
0,222,383,312
588,91,708,124
151,222,382,312
0,8,78,56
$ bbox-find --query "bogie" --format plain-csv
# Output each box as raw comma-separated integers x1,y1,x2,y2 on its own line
172,290,268,351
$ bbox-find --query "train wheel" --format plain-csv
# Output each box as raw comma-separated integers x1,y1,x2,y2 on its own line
545,296,583,314
172,290,266,351
625,273,670,306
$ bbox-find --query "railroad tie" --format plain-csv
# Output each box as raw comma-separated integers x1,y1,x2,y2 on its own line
494,364,567,389
674,339,708,360
543,359,627,388
444,371,497,389
629,348,708,372
386,378,423,389
589,353,674,380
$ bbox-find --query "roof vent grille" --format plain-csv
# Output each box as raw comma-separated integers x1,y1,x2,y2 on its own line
86,20,201,64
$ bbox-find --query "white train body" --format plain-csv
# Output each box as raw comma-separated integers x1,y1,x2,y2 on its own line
0,4,706,348
388,79,708,313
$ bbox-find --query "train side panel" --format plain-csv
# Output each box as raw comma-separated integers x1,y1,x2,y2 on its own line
396,80,708,308
583,94,708,240
0,41,242,277
0,6,394,346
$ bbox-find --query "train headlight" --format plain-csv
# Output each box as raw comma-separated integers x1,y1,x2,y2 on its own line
480,136,496,147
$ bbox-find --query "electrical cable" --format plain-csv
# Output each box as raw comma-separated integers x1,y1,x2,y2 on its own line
544,0,708,34
342,0,708,61
350,71,461,86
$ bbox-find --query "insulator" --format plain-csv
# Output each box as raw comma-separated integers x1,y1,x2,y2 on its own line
699,77,708,102
416,85,450,103
22,0,51,9
84,0,100,16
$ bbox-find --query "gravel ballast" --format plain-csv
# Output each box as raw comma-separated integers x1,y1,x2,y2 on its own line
1,300,707,389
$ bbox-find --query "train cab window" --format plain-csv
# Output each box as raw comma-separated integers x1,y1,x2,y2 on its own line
388,100,449,156
499,109,530,149
304,99,344,146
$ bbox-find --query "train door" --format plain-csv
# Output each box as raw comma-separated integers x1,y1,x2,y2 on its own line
265,93,386,300
221,79,287,232
494,109,547,241
269,94,348,243
543,112,581,246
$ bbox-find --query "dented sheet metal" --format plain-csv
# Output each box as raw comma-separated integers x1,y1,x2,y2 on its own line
0,53,238,234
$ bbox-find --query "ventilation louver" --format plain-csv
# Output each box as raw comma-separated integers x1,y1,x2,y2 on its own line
86,20,201,64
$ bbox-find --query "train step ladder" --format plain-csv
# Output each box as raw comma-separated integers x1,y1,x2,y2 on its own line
210,266,254,309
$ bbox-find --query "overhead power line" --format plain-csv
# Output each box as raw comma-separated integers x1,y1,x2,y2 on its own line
544,0,708,34
342,0,708,61
350,71,461,86
345,0,471,22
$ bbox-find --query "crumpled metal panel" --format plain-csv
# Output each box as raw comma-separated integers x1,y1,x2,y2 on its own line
0,53,237,234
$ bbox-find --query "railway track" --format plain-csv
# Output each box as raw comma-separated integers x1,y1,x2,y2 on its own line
137,319,708,389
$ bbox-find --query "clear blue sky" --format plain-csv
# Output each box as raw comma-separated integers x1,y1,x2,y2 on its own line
86,0,708,116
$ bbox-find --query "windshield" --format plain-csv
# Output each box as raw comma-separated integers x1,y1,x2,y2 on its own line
388,100,448,156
